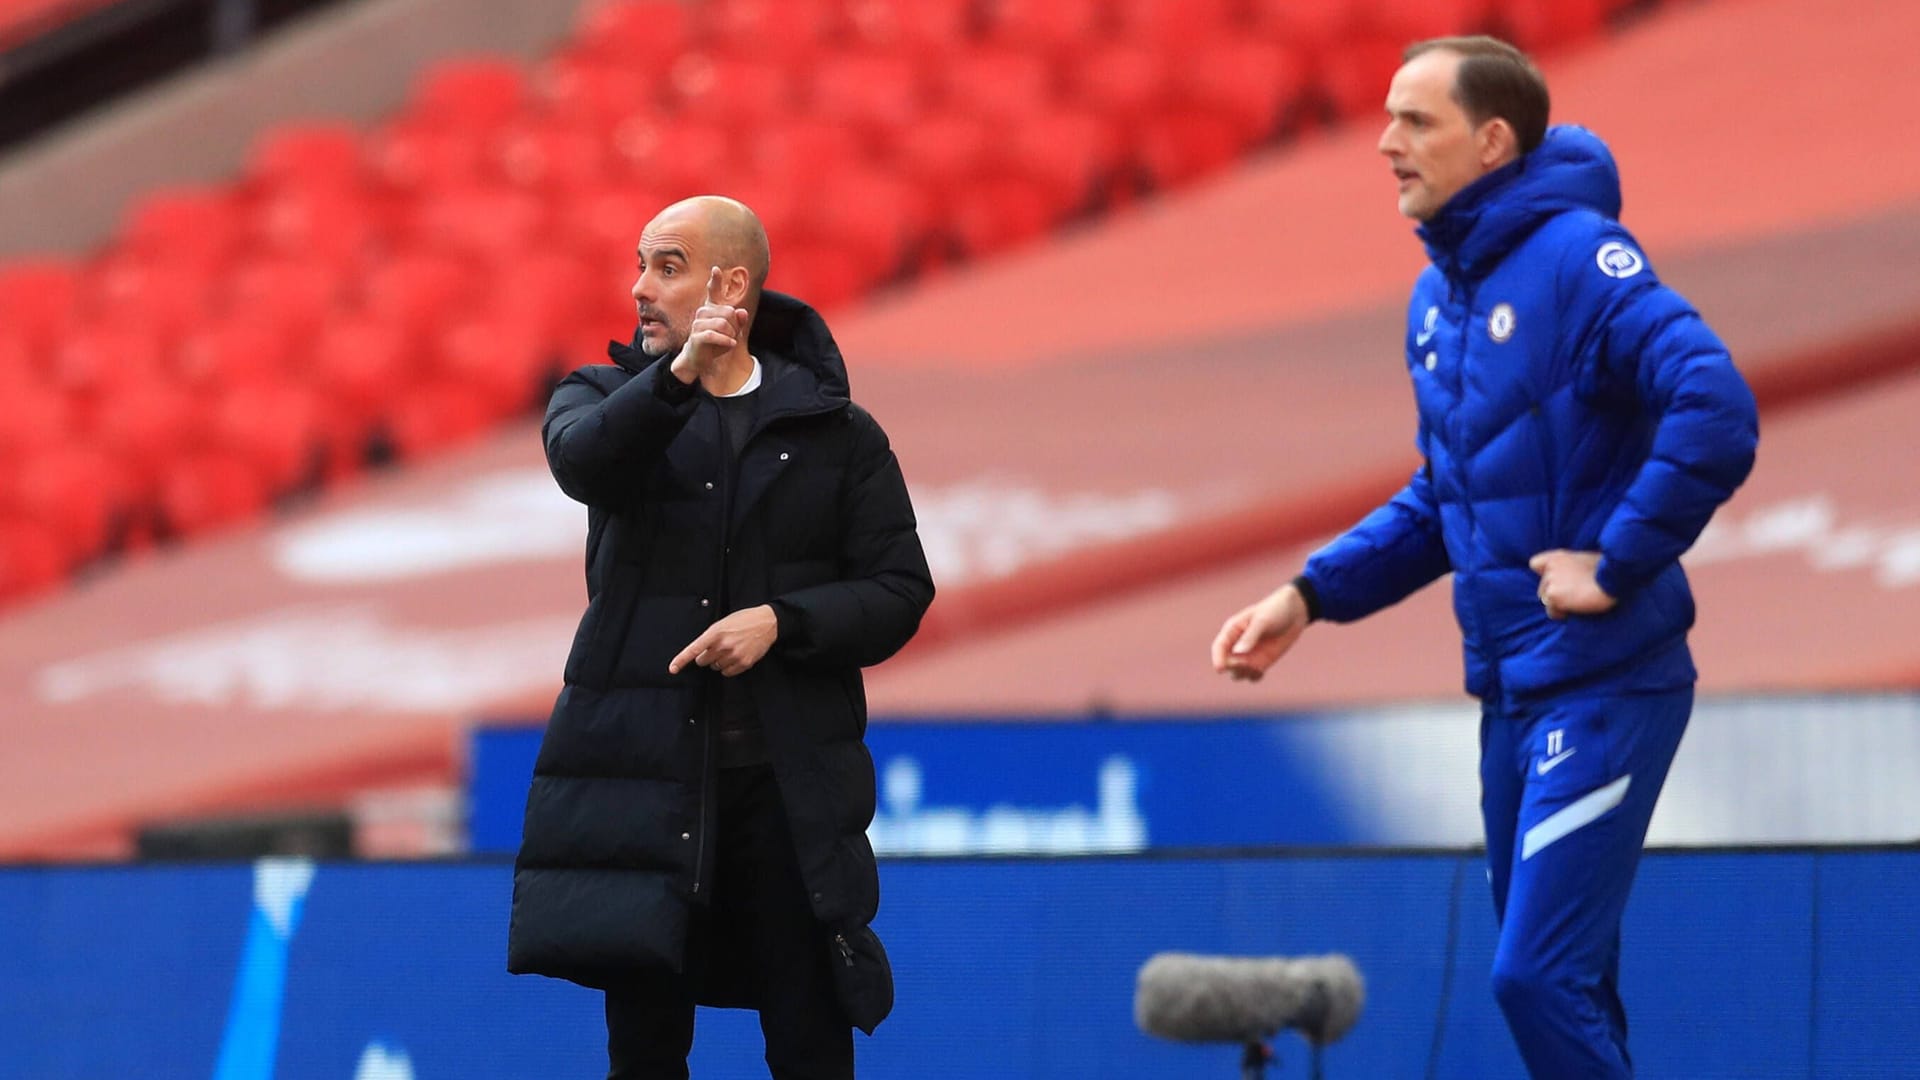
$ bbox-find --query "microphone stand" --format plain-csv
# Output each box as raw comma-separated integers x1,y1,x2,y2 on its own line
1240,1037,1326,1080
1240,1040,1273,1080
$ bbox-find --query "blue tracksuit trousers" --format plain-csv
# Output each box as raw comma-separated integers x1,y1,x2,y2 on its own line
1479,687,1691,1079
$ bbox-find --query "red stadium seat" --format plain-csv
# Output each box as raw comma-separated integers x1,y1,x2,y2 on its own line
1494,0,1609,52
407,185,548,262
884,109,995,221
81,252,218,344
218,257,344,341
805,51,926,138
381,384,496,459
492,121,611,193
368,120,488,194
206,381,326,493
0,517,69,602
1063,41,1172,135
708,172,805,255
751,118,873,189
246,186,385,271
789,166,926,281
1170,37,1311,143
608,115,730,197
432,316,552,417
50,322,167,401
1135,106,1249,190
172,317,291,390
310,315,412,429
938,46,1056,123
1,445,124,564
1244,0,1367,55
411,57,527,135
245,121,366,194
155,451,271,538
0,259,81,348
0,332,36,382
358,254,471,343
705,0,836,61
990,106,1124,217
562,181,677,263
946,174,1057,261
666,52,796,124
120,186,243,271
535,49,662,128
1365,0,1494,39
765,241,869,313
84,379,199,490
571,0,693,64
980,0,1107,54
487,251,600,348
0,375,74,462
1112,0,1240,41
843,0,973,64
1320,32,1413,120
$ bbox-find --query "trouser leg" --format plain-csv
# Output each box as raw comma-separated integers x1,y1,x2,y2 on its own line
1487,689,1690,1079
718,765,854,1080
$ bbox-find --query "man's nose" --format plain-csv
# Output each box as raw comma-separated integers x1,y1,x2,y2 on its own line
631,273,649,303
1377,123,1398,156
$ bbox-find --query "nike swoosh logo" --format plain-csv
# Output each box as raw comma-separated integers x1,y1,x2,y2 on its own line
1536,748,1577,775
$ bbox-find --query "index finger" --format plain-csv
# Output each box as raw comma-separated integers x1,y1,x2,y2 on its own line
1211,616,1245,671
668,629,712,675
705,266,721,305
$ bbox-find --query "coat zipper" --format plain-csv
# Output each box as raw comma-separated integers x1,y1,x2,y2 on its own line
834,932,856,968
692,405,733,897
1451,279,1494,659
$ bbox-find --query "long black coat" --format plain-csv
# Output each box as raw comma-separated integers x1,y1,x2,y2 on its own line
507,292,934,1000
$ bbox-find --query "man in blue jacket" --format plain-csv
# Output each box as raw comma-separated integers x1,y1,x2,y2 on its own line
1211,36,1757,1078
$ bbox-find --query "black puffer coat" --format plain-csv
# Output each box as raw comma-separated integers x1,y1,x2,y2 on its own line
507,292,934,1002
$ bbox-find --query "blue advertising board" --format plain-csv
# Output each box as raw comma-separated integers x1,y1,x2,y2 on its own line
2,850,1916,1078
472,696,1920,855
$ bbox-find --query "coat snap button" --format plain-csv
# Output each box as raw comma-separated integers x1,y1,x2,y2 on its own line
704,481,714,490
1424,352,1438,371
700,598,710,607
779,452,790,461
681,832,691,841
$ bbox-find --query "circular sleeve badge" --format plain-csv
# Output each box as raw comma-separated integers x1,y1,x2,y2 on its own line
1596,241,1645,279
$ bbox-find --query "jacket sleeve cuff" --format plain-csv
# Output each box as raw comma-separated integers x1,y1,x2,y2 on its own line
1290,574,1323,623
1592,557,1631,601
651,358,698,404
768,598,805,648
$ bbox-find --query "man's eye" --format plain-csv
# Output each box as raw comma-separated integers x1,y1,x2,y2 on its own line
662,265,675,276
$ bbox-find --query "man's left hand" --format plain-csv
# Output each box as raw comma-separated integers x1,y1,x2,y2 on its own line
669,604,779,677
1528,550,1616,620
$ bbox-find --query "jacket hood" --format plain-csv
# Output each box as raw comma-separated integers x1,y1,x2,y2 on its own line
1418,124,1622,280
607,290,851,399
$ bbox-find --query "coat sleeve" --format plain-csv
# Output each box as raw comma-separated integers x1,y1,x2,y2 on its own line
1568,229,1759,598
770,407,935,667
1297,427,1451,623
542,357,698,508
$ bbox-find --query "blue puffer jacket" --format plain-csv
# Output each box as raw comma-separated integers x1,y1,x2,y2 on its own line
1300,125,1758,706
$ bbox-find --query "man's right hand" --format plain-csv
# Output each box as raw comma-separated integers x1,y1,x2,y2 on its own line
1211,583,1311,683
670,266,749,384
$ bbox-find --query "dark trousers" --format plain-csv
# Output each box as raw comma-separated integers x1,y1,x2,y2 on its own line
605,764,853,1080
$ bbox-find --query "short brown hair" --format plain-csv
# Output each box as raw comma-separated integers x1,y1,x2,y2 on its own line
1404,35,1550,154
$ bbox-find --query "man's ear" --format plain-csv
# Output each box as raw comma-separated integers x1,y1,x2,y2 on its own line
1480,117,1519,168
726,265,752,305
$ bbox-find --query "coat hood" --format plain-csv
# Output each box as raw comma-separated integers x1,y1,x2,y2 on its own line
1418,124,1622,280
607,290,851,399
